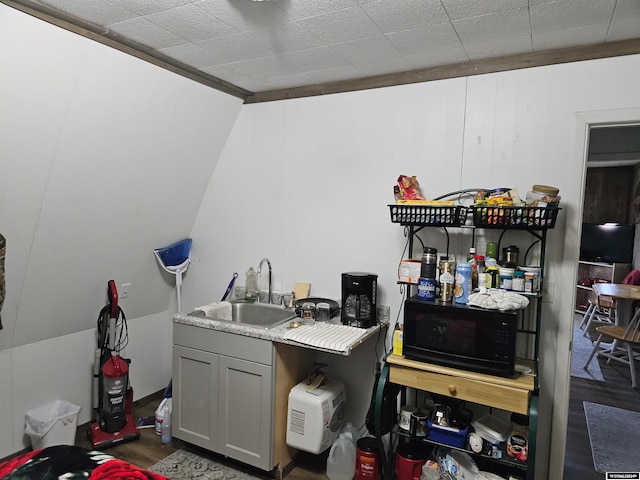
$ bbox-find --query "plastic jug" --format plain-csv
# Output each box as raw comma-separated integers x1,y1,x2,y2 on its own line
342,422,359,445
327,433,356,480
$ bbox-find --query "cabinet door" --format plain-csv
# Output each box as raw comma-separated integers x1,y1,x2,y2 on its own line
172,345,218,450
218,354,274,471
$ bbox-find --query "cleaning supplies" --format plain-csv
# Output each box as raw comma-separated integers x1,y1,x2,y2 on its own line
153,238,193,313
245,267,259,302
161,401,172,444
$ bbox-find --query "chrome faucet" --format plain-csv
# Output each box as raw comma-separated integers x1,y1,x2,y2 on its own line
257,257,273,304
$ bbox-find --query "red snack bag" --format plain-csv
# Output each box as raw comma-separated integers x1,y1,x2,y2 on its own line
396,175,426,200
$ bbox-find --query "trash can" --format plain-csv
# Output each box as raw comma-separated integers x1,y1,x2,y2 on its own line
25,400,81,450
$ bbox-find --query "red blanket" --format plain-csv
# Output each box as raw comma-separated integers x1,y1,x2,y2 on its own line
0,445,167,480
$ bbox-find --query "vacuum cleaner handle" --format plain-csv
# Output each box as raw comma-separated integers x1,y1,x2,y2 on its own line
107,280,119,320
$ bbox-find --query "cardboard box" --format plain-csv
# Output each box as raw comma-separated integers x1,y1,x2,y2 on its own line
398,260,421,284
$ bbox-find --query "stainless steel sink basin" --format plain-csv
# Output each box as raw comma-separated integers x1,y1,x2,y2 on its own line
230,301,297,328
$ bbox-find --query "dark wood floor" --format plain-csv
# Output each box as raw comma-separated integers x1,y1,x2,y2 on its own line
74,390,327,480
563,316,640,479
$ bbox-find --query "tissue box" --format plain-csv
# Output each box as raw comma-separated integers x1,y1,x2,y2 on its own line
398,260,421,284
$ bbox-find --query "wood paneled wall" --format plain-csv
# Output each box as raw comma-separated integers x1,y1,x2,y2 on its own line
583,166,635,223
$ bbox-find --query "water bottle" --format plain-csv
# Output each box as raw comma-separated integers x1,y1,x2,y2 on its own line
245,267,259,302
326,433,356,480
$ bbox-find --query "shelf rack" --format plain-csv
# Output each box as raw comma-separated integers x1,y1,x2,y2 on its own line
375,203,560,480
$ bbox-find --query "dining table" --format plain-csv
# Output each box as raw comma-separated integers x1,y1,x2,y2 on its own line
593,283,640,327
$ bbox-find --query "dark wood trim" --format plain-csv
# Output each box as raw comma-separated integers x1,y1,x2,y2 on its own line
4,0,640,104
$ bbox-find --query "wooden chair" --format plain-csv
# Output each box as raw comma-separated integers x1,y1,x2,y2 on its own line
583,307,640,388
579,286,616,337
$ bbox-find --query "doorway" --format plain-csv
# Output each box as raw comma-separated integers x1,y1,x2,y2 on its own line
563,124,640,479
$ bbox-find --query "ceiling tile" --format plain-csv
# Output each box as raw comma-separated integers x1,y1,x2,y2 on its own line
297,6,383,44
196,33,273,63
353,56,413,76
111,0,192,16
276,0,360,20
465,35,533,60
304,64,363,84
533,24,608,50
158,43,227,68
39,0,136,25
387,23,462,56
226,55,299,77
613,0,640,20
441,0,528,21
452,7,530,45
265,72,315,89
194,0,292,33
146,4,235,42
404,47,469,69
361,0,449,34
530,0,616,33
107,17,186,49
331,35,402,64
241,21,325,54
280,47,349,71
606,19,640,42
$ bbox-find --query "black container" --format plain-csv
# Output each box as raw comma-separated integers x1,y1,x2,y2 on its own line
420,247,438,279
341,272,378,328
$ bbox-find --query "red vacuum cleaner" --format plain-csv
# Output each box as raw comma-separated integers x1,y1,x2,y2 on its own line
89,280,140,449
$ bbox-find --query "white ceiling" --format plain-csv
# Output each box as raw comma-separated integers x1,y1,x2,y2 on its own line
8,0,640,98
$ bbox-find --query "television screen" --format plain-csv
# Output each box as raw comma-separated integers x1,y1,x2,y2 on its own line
580,223,636,264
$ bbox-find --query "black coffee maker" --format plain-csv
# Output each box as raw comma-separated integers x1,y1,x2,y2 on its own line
341,272,378,328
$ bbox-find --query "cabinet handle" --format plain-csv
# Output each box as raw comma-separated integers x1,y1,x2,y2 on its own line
448,384,457,395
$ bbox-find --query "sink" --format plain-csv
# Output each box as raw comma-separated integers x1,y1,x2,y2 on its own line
230,301,297,328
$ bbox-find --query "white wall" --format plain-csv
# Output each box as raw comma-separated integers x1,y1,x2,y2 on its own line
0,5,243,457
185,56,640,479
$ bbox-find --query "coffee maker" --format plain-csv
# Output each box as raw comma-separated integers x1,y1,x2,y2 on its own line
341,272,377,328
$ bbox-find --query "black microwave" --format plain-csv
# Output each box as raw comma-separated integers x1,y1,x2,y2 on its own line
403,296,518,377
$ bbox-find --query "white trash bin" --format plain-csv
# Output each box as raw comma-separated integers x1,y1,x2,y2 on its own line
25,400,81,450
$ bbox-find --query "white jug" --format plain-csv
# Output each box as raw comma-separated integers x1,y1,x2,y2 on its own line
326,433,356,480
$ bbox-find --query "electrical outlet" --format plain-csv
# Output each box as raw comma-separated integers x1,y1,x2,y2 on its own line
543,280,555,303
121,283,131,298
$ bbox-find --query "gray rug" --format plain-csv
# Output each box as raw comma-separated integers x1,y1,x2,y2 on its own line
584,401,640,473
149,449,267,480
571,319,604,382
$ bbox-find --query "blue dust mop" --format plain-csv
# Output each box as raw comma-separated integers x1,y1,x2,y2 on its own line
154,238,192,313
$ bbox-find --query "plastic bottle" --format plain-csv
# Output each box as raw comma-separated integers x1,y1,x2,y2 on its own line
245,267,259,302
342,422,359,445
467,247,478,289
326,433,356,480
161,401,172,444
455,262,472,304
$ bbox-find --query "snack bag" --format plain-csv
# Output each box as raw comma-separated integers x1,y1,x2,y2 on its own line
395,175,426,201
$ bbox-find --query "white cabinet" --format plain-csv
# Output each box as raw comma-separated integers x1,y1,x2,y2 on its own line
172,322,314,474
218,355,273,467
575,261,631,312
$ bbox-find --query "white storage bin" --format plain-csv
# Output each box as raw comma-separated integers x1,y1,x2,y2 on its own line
25,400,81,450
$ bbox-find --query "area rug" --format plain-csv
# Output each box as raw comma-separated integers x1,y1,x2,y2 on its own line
571,319,604,382
149,449,267,480
583,401,640,473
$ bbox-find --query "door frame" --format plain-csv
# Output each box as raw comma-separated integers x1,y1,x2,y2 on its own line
549,106,640,479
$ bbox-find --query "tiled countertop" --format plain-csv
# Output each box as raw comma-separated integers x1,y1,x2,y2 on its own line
173,305,390,356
